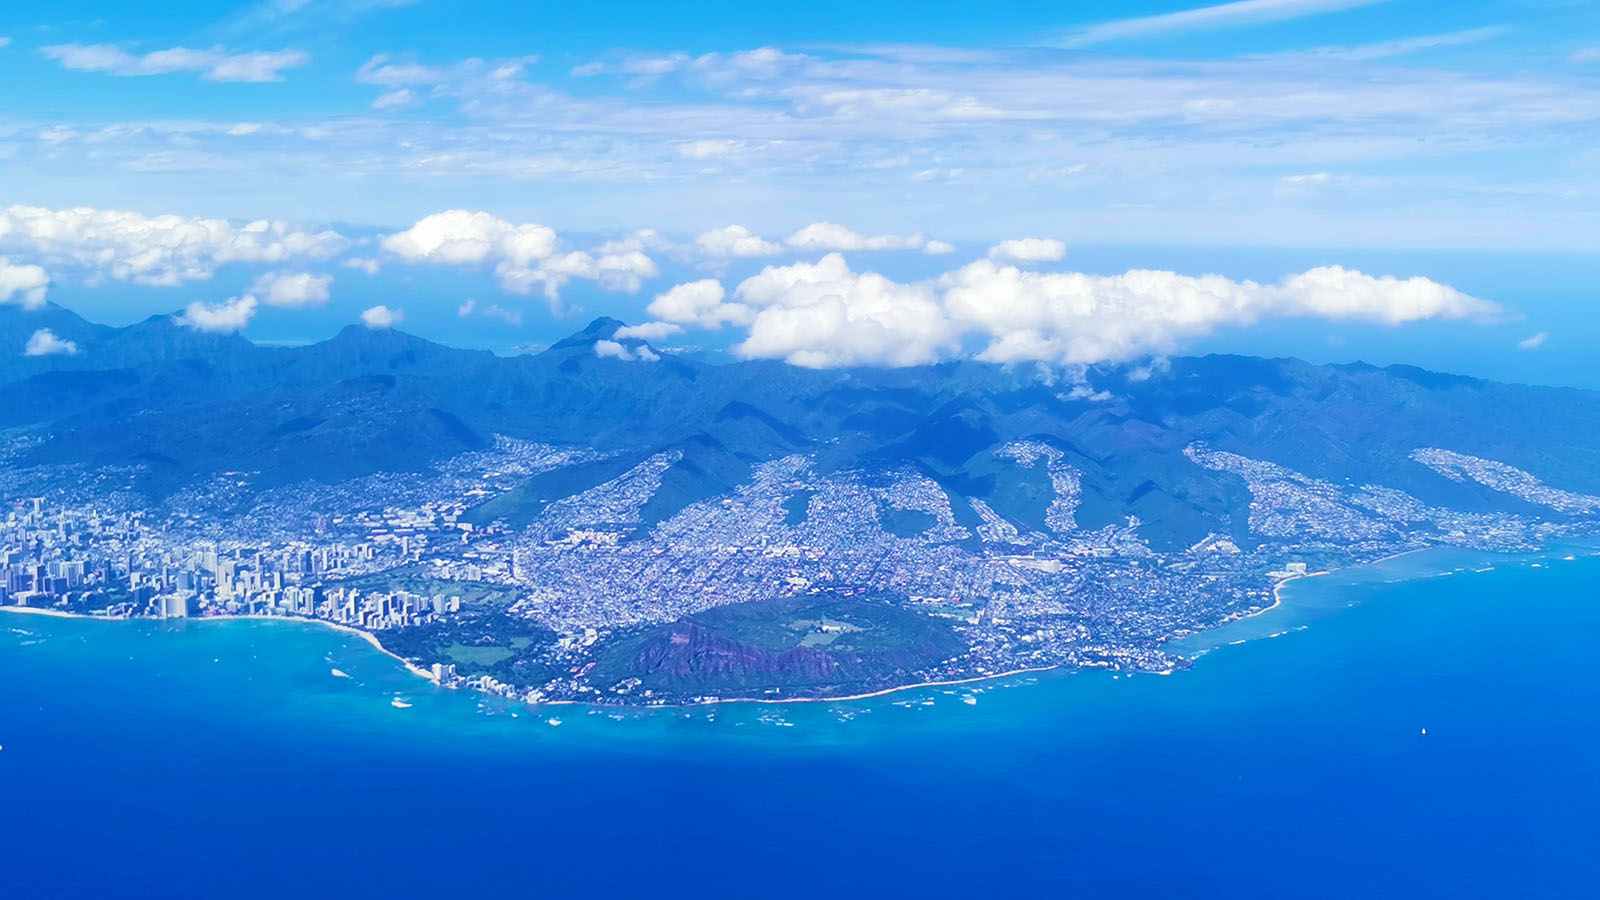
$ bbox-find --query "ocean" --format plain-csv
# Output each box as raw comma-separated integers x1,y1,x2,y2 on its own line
2,543,1597,899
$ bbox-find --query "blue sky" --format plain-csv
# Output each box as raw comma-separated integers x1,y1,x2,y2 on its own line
1,0,1597,384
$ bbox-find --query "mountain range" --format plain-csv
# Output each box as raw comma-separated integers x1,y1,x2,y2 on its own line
4,300,1600,552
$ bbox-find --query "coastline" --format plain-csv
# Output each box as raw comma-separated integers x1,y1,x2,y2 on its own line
0,606,440,686
1234,545,1436,627
0,541,1556,712
0,605,120,621
2,603,1060,709
198,615,441,685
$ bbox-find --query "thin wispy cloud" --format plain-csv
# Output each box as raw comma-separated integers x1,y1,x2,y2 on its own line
41,43,309,82
1058,0,1389,48
211,0,422,40
1264,26,1507,62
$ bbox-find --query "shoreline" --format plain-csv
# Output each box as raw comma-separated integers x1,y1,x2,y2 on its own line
1233,545,1437,627
0,605,116,621
3,541,1568,712
2,602,1062,709
197,615,442,685
0,606,441,685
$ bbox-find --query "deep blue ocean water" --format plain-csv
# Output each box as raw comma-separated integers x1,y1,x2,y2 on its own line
3,544,1598,899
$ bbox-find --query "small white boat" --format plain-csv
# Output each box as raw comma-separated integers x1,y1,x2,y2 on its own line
546,717,562,727
331,668,350,679
391,697,413,709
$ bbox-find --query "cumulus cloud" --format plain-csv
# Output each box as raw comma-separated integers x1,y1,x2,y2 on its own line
679,256,1497,369
594,339,660,362
695,225,782,257
41,43,309,82
250,270,331,307
361,305,402,329
988,238,1066,263
731,253,959,368
177,295,257,333
1274,265,1497,325
945,261,1497,365
783,222,952,255
23,328,78,357
382,209,555,265
0,258,50,308
614,321,684,340
342,256,380,275
1518,331,1548,350
646,279,753,329
0,204,347,287
381,209,657,311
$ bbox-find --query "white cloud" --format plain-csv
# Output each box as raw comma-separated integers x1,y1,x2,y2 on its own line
355,54,450,88
731,253,959,368
41,43,310,82
943,261,1496,365
382,209,556,265
23,328,78,357
695,225,782,257
1518,331,1548,350
381,209,656,310
1274,265,1496,325
250,270,331,307
371,89,419,111
0,258,50,308
177,295,258,333
988,238,1066,263
0,204,347,287
676,140,741,159
594,339,660,362
342,256,380,275
647,279,753,329
673,256,1496,369
361,304,402,329
1570,48,1600,64
1060,0,1387,47
783,222,949,254
614,321,684,340
0,37,11,50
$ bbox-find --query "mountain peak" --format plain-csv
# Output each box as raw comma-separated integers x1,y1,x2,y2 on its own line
549,316,628,351
582,316,625,338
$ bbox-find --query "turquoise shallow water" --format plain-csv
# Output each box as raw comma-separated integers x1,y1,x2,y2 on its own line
3,543,1598,898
